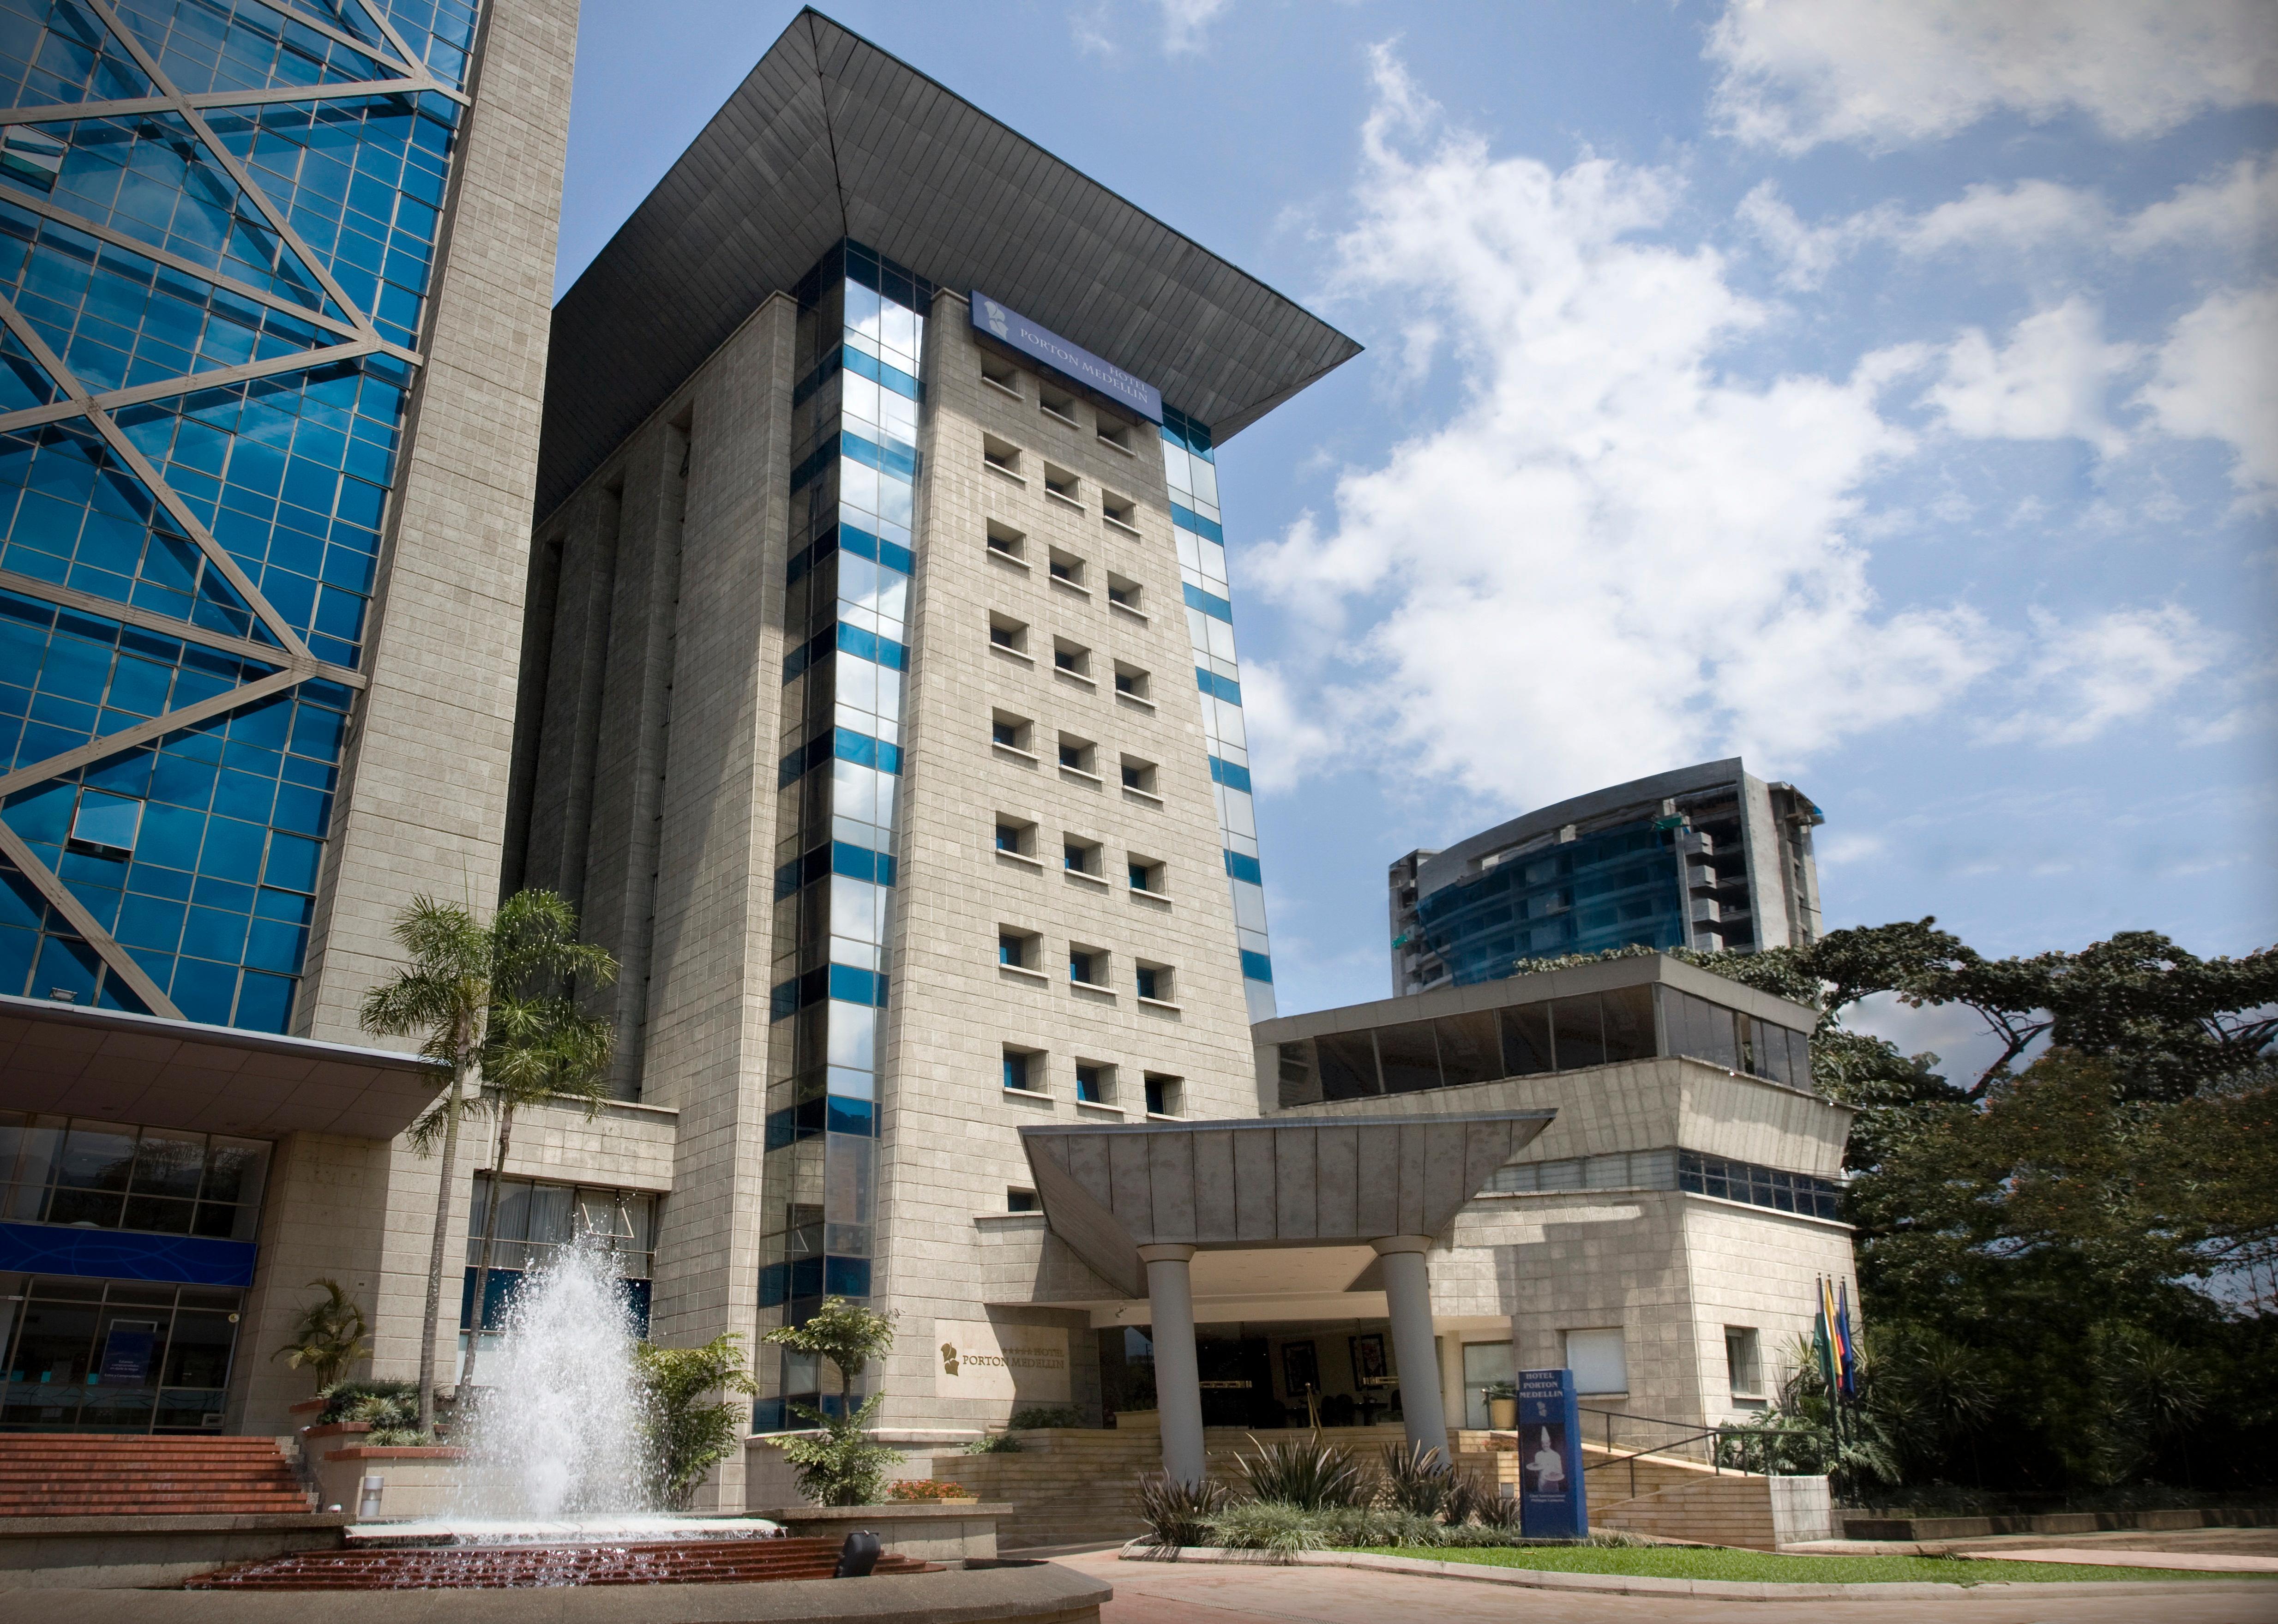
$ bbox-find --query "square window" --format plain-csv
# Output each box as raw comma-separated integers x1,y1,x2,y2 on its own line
982,433,1022,475
1101,491,1137,529
1047,548,1086,589
1057,734,1096,776
1002,1047,1037,1092
1042,463,1081,505
69,789,142,854
989,613,1029,654
986,519,1027,562
1075,1061,1113,1104
1096,418,1132,452
994,818,1034,857
998,931,1030,969
1064,837,1101,876
1135,961,1173,1002
980,355,1020,394
991,710,1033,753
1007,1188,1040,1213
1069,947,1104,987
1119,756,1156,795
1128,857,1164,894
1112,662,1149,700
1724,1326,1763,1398
1038,385,1078,425
1144,1074,1182,1117
1106,573,1142,613
1052,638,1091,680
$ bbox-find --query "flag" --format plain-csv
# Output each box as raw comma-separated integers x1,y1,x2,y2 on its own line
1836,1280,1859,1399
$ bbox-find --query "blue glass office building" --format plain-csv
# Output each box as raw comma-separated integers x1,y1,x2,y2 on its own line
0,0,476,1028
1390,759,1824,996
0,0,576,1436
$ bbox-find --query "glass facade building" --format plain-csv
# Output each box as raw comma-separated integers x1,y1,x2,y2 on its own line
1163,404,1275,1022
1391,760,1824,996
754,240,930,1427
0,0,479,1031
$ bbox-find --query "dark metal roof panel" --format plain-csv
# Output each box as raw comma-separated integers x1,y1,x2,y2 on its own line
537,7,1360,519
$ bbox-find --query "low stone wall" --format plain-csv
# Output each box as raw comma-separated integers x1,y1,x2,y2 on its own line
0,1514,350,1589
748,1502,1008,1564
1595,1474,1832,1550
310,1447,463,1521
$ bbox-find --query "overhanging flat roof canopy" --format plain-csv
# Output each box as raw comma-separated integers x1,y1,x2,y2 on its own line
1021,1109,1553,1298
538,7,1363,519
0,994,445,1141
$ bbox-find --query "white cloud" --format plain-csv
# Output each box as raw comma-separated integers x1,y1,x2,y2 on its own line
1158,0,1229,54
2119,156,2278,254
2135,282,2278,504
1708,0,2278,153
1920,299,2142,457
1978,606,2217,746
1743,161,2277,288
1245,50,1990,808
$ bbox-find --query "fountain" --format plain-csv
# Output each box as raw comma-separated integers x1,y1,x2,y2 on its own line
198,1238,822,1588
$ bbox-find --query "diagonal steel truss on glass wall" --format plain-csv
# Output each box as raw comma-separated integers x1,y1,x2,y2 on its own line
0,0,464,1019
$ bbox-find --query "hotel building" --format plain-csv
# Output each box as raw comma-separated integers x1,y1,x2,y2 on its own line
0,5,1856,1513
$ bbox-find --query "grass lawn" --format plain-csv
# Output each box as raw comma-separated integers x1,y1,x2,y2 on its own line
1337,1545,2266,1585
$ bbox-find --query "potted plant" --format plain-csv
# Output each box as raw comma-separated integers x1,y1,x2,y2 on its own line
1484,1380,1519,1430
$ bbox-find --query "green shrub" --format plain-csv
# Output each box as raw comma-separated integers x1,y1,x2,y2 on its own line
773,1395,904,1507
1205,1500,1331,1554
1133,1474,1227,1547
963,1432,1023,1454
1008,1406,1083,1430
637,1333,760,1511
1234,1435,1366,1509
1377,1441,1456,1516
319,1379,418,1429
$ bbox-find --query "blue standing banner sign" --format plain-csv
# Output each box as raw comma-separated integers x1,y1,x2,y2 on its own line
1517,1367,1588,1539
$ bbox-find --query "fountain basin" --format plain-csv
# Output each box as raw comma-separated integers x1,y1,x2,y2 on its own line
185,1534,930,1589
346,1514,787,1548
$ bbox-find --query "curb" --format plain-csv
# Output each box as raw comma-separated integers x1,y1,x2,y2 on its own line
1117,1545,2278,1601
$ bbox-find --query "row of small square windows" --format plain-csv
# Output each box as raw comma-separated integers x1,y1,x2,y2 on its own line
990,710,1160,796
1000,1049,1183,1116
984,519,1146,612
993,817,1167,892
974,354,1143,464
995,926,1175,1003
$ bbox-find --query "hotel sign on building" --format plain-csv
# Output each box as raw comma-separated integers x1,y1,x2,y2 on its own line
970,292,1164,422
934,1321,1072,1402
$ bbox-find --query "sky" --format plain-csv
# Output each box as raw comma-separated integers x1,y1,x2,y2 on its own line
552,0,2278,1047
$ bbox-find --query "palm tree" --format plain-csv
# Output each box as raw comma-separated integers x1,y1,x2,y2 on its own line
272,1278,372,1394
360,890,616,1432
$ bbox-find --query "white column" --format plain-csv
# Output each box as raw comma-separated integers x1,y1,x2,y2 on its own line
1139,1243,1205,1484
1373,1235,1449,1461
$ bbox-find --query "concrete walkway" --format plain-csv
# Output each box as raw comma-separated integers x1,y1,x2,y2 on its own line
1959,1546,2278,1574
1053,1548,2278,1624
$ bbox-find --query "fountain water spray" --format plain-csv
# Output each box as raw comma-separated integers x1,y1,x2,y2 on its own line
449,1233,655,1522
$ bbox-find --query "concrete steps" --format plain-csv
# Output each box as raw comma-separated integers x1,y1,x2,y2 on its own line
0,1435,313,1518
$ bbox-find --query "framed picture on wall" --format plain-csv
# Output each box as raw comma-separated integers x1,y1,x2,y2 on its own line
1351,1331,1391,1386
1281,1340,1319,1397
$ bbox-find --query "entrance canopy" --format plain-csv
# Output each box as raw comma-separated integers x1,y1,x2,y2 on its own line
1019,1108,1554,1297
0,993,445,1140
